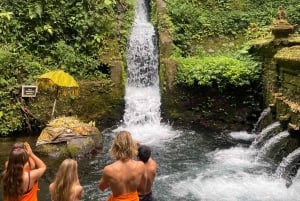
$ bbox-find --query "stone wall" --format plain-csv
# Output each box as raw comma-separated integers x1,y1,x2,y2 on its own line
250,36,300,133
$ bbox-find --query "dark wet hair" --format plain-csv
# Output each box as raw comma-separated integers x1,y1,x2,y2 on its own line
138,145,151,163
2,145,29,201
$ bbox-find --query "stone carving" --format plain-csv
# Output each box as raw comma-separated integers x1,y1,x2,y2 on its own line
271,6,294,38
276,6,287,20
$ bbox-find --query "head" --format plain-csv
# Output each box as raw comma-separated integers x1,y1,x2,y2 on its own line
7,144,29,169
2,143,29,201
51,159,78,201
110,131,137,160
138,145,151,163
55,159,78,182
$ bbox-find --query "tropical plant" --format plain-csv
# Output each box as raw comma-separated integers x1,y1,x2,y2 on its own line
174,52,261,89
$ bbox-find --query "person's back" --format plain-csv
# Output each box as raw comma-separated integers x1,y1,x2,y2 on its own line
98,131,145,201
1,142,46,201
137,145,157,201
101,158,145,195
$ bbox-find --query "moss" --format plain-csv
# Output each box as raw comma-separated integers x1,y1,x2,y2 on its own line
63,145,80,157
28,80,124,130
275,45,300,62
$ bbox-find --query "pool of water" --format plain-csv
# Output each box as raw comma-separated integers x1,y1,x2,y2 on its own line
1,124,300,201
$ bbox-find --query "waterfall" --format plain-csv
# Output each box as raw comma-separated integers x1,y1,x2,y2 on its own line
114,0,177,145
251,121,281,148
252,107,271,133
276,147,300,179
123,0,160,127
256,130,289,160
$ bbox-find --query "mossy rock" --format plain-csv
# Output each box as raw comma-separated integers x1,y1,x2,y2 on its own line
275,45,300,62
36,116,102,158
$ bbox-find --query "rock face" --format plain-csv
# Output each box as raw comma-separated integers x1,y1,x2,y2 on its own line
36,116,102,158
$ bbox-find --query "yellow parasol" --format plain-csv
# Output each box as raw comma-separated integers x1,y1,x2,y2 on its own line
37,70,79,118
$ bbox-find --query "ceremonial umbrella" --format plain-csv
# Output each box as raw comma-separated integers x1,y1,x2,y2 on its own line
37,70,79,118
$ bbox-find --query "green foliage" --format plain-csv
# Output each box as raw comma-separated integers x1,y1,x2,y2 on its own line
245,23,272,41
0,0,135,136
0,0,134,78
174,52,261,89
0,45,45,136
165,0,300,55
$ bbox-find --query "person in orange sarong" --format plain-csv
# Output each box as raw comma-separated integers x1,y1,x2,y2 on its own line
1,142,46,201
18,181,39,201
98,131,146,201
107,191,139,201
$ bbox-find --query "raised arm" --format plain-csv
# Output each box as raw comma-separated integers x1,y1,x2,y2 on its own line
25,143,46,182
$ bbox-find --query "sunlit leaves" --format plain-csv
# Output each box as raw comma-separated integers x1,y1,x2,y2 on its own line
0,12,13,20
43,24,53,35
174,53,261,89
28,3,43,19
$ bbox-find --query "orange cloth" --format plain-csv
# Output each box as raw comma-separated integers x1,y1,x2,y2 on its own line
4,181,39,201
20,181,39,201
107,191,139,201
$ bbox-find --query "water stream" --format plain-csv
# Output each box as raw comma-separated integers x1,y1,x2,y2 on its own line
1,0,300,200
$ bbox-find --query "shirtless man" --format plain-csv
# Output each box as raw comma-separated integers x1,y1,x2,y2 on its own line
98,131,145,201
137,145,157,201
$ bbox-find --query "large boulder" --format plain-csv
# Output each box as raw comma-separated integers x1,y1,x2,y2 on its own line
36,116,102,158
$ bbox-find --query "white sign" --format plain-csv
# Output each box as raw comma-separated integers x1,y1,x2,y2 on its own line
22,85,38,97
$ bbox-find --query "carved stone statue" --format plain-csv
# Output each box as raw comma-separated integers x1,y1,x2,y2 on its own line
276,6,287,20
271,6,294,38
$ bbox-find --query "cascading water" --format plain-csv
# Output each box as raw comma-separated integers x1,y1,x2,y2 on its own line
256,130,290,160
114,0,177,145
124,0,160,125
251,121,281,148
252,107,271,133
276,147,300,179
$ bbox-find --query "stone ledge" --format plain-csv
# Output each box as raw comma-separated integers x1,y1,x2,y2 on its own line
275,45,300,62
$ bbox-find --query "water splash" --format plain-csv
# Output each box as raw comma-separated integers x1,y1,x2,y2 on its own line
171,146,300,201
276,147,300,178
114,0,178,145
251,121,281,148
229,131,257,142
252,107,271,133
256,130,289,160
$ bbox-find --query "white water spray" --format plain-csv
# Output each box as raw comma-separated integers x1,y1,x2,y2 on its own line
276,147,300,178
252,107,271,133
114,0,177,145
251,121,281,148
256,130,289,160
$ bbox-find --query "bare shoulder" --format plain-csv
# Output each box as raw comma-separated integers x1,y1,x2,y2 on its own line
102,164,114,176
149,158,157,171
136,160,146,172
75,184,83,196
76,184,83,192
136,160,145,167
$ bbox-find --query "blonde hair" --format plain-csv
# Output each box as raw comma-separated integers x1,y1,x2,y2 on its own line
110,131,137,160
51,159,79,201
